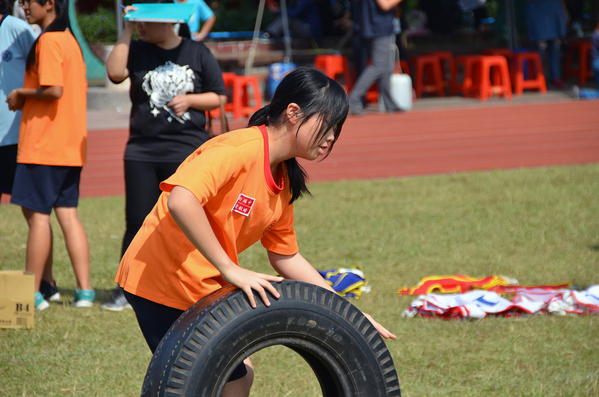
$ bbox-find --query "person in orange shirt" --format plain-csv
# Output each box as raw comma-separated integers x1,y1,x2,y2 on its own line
116,67,396,397
6,0,93,310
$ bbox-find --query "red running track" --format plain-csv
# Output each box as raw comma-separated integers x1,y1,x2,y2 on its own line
2,100,598,202
298,100,599,181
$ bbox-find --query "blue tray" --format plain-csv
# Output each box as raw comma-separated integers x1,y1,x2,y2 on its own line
124,3,196,23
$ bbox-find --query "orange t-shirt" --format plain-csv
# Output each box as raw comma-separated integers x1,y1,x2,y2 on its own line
116,126,299,310
17,32,87,166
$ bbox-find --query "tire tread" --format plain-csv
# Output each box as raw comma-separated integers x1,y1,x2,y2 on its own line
142,281,401,397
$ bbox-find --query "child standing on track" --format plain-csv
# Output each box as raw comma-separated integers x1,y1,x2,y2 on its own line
116,67,396,397
0,0,35,201
6,0,93,310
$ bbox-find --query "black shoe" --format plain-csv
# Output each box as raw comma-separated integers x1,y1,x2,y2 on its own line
40,279,60,301
101,286,132,311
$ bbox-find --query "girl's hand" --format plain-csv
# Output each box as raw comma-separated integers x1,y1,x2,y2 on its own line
121,5,138,30
6,89,24,111
193,32,207,41
266,251,397,340
219,264,283,308
168,95,190,117
363,312,397,340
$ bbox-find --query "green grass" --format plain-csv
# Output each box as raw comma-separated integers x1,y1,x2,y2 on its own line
1,164,598,396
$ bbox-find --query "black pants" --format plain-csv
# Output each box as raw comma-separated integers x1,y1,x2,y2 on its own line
0,144,17,194
121,160,181,256
124,291,248,382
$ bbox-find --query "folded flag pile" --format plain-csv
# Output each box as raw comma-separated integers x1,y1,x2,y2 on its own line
397,274,571,296
397,274,519,295
402,285,599,320
318,267,370,299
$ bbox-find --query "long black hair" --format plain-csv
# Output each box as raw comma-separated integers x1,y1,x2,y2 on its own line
25,0,73,70
248,67,349,204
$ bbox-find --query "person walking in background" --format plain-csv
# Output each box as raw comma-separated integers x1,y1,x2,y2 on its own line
348,0,404,115
173,0,215,41
115,67,396,396
1,0,35,201
102,1,227,311
525,0,568,89
6,0,93,310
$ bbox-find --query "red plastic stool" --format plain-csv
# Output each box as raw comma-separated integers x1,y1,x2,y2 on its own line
222,72,237,81
483,48,513,63
563,41,593,85
410,55,445,98
511,51,547,95
453,55,482,97
209,72,237,119
314,54,354,92
483,48,513,79
221,74,263,120
425,51,455,95
476,55,512,102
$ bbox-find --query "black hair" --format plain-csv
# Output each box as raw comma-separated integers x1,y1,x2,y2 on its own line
25,0,73,69
178,23,191,38
248,67,349,204
0,0,13,15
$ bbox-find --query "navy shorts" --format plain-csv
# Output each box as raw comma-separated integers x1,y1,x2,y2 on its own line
0,145,18,194
11,163,82,214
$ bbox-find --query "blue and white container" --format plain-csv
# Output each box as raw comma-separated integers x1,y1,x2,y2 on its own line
268,62,297,99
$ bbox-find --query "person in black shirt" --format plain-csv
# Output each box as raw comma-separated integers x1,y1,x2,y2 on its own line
103,1,227,311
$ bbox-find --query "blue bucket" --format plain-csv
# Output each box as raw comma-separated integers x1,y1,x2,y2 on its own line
268,62,297,99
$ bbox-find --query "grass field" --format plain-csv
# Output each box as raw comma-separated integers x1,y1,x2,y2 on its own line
1,164,598,396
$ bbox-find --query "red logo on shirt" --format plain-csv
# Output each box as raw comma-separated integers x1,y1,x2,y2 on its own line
232,194,255,216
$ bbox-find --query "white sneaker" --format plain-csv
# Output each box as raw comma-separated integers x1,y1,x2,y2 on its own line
72,289,95,308
34,292,49,311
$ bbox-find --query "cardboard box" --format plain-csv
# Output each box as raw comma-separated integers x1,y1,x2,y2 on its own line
0,271,35,329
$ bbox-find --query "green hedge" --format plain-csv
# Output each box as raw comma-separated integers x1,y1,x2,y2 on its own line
76,7,118,44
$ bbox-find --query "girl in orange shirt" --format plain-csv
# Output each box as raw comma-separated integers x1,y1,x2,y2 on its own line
117,67,396,397
6,0,93,310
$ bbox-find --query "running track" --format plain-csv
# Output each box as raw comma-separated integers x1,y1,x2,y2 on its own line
2,100,598,202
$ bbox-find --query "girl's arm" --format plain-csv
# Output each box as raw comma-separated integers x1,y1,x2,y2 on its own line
268,250,397,340
6,86,63,111
193,15,216,41
168,186,283,308
106,7,137,83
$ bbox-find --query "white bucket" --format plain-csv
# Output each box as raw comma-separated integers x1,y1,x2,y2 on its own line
390,73,413,111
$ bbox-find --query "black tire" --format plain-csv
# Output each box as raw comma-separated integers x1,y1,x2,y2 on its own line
141,280,401,397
